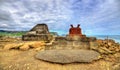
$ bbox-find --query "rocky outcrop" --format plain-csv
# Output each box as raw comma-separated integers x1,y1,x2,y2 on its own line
35,50,101,64
91,39,120,54
4,43,22,50
4,41,46,51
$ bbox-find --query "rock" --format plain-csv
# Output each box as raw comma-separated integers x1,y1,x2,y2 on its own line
98,47,114,54
108,42,113,46
112,63,120,70
95,39,120,54
34,46,45,51
22,24,53,42
90,42,98,50
20,44,30,50
55,36,66,41
4,43,23,50
88,37,96,41
3,41,46,51
30,41,45,48
4,44,16,50
35,50,101,64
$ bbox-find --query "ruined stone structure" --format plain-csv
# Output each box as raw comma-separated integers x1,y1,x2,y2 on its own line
46,24,96,50
22,24,53,42
22,24,96,50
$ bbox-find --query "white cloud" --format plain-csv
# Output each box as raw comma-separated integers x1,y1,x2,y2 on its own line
0,24,9,27
0,0,73,31
92,0,119,23
0,0,120,35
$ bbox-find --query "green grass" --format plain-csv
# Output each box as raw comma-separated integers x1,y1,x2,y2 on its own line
0,32,26,37
0,31,58,37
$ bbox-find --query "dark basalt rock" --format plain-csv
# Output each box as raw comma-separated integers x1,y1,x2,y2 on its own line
35,50,100,64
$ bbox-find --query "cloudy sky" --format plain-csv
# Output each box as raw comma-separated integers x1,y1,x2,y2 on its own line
0,0,120,35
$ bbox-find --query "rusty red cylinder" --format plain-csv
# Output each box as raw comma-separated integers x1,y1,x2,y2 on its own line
69,24,82,36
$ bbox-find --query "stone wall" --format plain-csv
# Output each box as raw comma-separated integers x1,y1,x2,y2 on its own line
22,34,53,42
46,36,91,50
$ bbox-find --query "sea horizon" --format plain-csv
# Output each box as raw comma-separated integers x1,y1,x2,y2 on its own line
87,35,120,43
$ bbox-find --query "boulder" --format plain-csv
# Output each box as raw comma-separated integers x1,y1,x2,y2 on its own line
112,63,120,70
30,41,45,48
4,43,23,50
35,50,101,64
34,46,45,51
20,44,30,50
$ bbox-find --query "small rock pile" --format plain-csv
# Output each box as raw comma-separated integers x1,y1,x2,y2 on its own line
92,39,120,54
4,41,45,51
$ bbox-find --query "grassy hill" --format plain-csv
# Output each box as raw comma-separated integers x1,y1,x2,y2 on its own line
0,30,27,37
0,30,58,37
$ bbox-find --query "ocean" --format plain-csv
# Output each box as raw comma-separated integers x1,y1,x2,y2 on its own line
88,35,120,43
